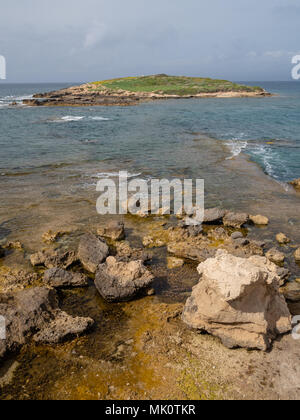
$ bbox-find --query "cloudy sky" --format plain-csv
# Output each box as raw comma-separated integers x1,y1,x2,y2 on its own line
0,0,299,82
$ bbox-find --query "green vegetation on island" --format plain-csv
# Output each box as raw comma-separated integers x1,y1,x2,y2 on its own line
91,74,264,96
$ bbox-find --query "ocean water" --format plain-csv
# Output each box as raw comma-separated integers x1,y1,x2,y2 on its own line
0,82,299,183
0,81,300,247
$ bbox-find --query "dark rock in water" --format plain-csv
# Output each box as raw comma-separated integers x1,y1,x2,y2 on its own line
30,249,77,269
0,287,94,359
44,268,89,289
95,256,154,302
223,212,249,229
203,208,226,224
97,221,125,241
78,233,109,273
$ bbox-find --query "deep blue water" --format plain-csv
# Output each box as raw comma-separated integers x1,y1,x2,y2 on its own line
0,81,300,183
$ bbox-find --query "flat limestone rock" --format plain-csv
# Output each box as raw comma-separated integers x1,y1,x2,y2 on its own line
95,256,154,302
44,268,89,288
182,250,291,351
78,233,109,273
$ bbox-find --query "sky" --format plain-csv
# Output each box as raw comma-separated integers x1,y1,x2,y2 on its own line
0,0,299,83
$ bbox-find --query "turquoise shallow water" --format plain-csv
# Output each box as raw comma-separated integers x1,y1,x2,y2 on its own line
0,82,300,183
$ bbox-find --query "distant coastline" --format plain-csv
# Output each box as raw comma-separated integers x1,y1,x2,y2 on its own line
21,75,272,107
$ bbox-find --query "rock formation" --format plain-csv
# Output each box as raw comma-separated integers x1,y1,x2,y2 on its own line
95,256,154,302
182,250,291,351
78,233,109,273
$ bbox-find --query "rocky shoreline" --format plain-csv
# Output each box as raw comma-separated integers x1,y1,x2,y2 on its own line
20,83,272,108
1,205,300,399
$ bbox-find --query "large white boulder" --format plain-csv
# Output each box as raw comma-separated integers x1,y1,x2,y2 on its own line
182,250,291,351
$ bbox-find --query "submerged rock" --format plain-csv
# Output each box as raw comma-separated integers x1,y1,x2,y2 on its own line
44,268,89,288
0,287,93,360
223,212,249,229
167,257,185,269
276,233,290,245
114,241,151,263
249,215,269,226
266,248,285,264
182,250,291,351
294,248,300,263
78,233,109,273
30,249,77,270
95,256,154,302
97,221,125,241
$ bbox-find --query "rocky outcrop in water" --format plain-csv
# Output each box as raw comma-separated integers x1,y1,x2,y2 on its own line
0,287,94,360
78,233,109,273
95,256,154,302
182,250,291,351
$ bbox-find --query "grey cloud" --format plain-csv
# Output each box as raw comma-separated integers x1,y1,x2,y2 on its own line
0,0,298,82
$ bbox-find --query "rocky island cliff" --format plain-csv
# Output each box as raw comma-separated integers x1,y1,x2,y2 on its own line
23,75,271,107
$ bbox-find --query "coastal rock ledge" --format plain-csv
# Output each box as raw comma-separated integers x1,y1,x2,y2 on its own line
182,250,291,351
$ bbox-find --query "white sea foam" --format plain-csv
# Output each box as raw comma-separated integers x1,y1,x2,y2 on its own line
61,116,85,122
89,116,111,121
51,115,111,123
91,172,142,179
225,140,248,160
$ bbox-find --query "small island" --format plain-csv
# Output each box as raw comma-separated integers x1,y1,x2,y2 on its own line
23,74,271,107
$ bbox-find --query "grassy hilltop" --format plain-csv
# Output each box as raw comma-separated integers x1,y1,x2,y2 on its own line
90,74,264,96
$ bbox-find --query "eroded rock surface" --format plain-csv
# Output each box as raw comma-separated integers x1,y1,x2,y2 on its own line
30,249,77,270
223,212,249,229
78,233,109,273
44,268,89,289
97,221,125,241
0,287,93,359
95,256,154,302
182,250,291,351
